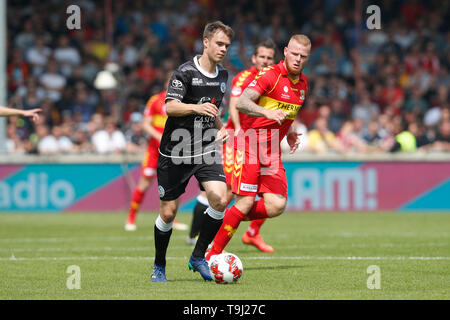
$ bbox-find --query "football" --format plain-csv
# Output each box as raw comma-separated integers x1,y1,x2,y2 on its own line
209,253,243,284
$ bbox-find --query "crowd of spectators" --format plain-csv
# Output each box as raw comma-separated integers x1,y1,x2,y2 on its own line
5,0,450,155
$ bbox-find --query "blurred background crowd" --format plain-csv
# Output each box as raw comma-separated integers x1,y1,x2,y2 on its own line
5,0,450,155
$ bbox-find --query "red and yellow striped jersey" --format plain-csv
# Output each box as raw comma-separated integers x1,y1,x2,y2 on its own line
245,60,308,144
226,66,259,130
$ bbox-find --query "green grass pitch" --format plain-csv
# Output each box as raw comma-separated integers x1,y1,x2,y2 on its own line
0,212,449,300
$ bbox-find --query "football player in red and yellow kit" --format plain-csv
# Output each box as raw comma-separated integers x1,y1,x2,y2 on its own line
187,40,277,253
125,76,188,231
207,35,310,260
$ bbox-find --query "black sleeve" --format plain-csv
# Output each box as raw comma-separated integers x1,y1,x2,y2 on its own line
165,69,190,103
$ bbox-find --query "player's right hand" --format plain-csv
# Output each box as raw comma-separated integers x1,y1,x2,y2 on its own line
194,103,219,118
264,109,288,125
23,108,42,123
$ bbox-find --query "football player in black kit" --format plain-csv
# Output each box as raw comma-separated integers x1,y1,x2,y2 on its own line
151,21,234,282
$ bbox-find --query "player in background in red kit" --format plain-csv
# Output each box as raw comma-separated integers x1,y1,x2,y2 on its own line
186,39,277,253
125,74,188,231
206,34,310,261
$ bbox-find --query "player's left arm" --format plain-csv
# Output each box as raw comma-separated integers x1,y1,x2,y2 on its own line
228,96,241,133
0,106,42,122
142,116,162,142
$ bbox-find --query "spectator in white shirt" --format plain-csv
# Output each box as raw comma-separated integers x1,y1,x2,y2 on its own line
26,35,52,77
36,124,74,154
54,35,81,77
52,125,74,153
39,59,66,102
91,117,126,154
36,124,58,154
39,60,66,101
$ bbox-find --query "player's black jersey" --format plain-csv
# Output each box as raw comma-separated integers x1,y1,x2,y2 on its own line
160,55,228,158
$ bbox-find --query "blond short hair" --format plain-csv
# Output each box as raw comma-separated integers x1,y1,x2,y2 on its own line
289,34,311,47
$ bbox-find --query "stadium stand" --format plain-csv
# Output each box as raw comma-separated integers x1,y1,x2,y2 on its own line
5,0,450,155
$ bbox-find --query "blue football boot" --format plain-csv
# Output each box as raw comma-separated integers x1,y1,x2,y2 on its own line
188,255,213,281
151,264,167,282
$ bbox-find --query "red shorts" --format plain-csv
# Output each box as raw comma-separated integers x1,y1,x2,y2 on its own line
141,140,159,178
231,147,287,198
222,134,236,186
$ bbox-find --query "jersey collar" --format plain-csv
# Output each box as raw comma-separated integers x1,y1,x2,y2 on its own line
279,60,305,85
194,55,219,78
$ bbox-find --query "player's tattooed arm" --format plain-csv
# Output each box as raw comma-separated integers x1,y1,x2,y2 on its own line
236,88,265,117
238,89,287,125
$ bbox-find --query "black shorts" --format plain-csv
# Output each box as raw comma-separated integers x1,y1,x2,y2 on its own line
157,153,226,201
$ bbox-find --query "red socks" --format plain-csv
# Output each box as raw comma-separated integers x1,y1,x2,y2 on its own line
246,219,266,237
245,199,268,237
127,188,145,224
246,199,269,221
207,205,246,259
207,199,269,259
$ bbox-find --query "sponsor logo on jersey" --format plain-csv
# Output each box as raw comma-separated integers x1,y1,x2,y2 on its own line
240,183,258,193
166,92,183,99
191,77,203,86
276,101,301,112
171,79,183,88
300,89,305,100
194,115,215,122
220,82,226,93
198,96,220,108
231,86,242,96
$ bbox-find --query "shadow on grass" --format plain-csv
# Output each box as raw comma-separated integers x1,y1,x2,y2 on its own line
244,265,303,271
168,278,214,283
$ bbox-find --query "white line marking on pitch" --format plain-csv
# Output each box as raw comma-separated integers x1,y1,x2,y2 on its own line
1,241,448,253
1,256,449,262
0,232,448,243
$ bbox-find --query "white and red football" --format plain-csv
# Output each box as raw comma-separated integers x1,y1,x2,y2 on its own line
209,253,243,284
